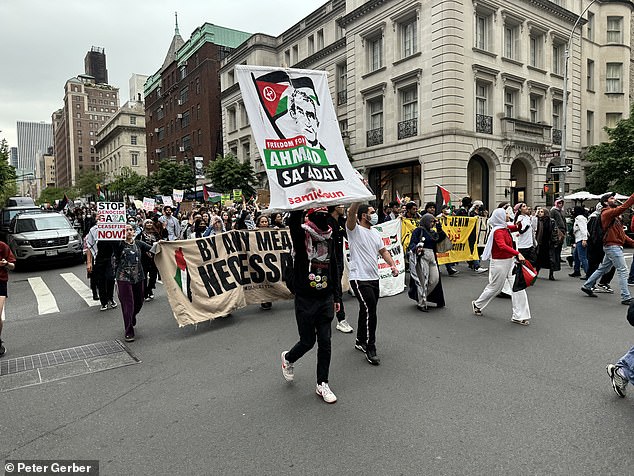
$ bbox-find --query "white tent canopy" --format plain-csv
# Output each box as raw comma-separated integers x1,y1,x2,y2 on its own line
564,191,600,200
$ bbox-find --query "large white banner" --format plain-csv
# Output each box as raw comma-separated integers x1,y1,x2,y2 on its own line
235,65,374,211
344,218,405,297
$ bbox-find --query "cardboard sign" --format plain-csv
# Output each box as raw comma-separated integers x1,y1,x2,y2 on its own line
143,197,155,211
97,202,126,241
162,195,174,207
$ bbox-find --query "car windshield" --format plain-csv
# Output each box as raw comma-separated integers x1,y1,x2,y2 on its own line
16,216,72,233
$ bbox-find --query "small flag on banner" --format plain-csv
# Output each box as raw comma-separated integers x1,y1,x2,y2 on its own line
435,185,452,214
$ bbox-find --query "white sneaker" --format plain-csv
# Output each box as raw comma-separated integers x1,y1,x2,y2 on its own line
281,351,294,382
336,319,354,333
475,267,488,274
316,382,337,403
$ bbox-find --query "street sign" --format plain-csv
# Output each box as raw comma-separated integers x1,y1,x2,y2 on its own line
565,158,573,165
550,165,572,173
540,151,560,160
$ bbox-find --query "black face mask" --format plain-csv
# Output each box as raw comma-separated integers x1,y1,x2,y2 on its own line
309,214,329,231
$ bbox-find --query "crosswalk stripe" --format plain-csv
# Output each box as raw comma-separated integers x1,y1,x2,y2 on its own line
60,272,101,307
27,277,60,314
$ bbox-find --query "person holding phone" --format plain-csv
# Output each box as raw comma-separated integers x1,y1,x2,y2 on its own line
0,241,16,357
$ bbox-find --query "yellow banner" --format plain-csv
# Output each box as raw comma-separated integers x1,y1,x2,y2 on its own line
436,216,480,264
154,230,293,326
401,218,418,251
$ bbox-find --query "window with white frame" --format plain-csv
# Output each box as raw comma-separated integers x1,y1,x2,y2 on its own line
131,135,137,145
399,16,417,58
529,33,544,68
242,142,250,163
606,63,622,93
308,35,315,55
367,33,383,72
228,107,237,131
606,113,622,128
504,88,517,118
586,110,594,145
529,94,543,123
607,17,623,43
503,21,520,60
587,59,595,91
398,85,418,139
317,29,324,50
587,12,594,42
336,63,347,105
475,81,489,116
475,12,492,51
552,42,564,75
367,96,384,146
552,101,562,129
131,152,138,167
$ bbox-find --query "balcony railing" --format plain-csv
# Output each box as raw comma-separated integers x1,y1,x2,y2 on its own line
476,114,493,134
337,90,347,105
366,127,383,147
397,118,417,139
552,128,562,145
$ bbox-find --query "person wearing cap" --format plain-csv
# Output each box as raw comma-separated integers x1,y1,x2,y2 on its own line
581,192,634,304
346,202,399,365
280,207,342,404
549,198,566,280
159,205,181,241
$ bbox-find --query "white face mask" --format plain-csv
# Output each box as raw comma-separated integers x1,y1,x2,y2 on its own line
368,213,379,226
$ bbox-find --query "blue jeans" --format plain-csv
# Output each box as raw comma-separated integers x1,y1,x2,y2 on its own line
585,245,631,301
629,259,634,283
573,242,588,275
617,345,634,383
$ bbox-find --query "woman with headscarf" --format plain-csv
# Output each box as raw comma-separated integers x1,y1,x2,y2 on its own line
407,213,446,311
471,208,531,325
535,207,558,279
204,215,225,236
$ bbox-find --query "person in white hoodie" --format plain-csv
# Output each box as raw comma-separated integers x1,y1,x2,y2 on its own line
569,206,589,278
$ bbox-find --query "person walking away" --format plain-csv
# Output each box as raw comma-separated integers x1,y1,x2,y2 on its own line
138,219,159,301
581,192,634,304
346,203,399,365
605,301,634,397
407,213,446,311
0,242,16,357
281,208,342,404
327,205,353,333
569,206,589,278
113,224,153,342
585,203,616,292
514,203,537,268
471,208,532,325
535,207,557,278
549,198,566,280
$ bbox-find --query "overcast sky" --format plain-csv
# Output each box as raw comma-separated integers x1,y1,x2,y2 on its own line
0,0,327,150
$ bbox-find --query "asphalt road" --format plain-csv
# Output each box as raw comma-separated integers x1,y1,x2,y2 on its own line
1,259,633,475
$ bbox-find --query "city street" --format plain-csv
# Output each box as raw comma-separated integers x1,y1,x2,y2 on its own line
1,257,633,475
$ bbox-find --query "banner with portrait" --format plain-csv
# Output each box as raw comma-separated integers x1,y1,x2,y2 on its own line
154,229,293,327
235,65,373,211
436,216,480,264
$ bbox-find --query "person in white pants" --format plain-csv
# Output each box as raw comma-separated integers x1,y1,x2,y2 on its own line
471,208,532,325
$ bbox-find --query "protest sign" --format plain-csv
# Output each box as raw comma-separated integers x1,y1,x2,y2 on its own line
97,202,126,241
172,189,184,203
133,199,143,210
232,189,242,202
143,197,155,211
343,218,405,297
235,65,374,211
401,218,418,251
153,229,294,326
436,216,480,264
162,195,174,207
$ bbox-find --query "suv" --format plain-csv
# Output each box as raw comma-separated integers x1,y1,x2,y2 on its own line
7,212,83,265
0,197,41,242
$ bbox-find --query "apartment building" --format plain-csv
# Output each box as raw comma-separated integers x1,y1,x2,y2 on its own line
220,0,633,208
95,100,148,183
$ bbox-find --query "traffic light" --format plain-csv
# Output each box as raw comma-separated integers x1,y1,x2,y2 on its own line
543,183,552,194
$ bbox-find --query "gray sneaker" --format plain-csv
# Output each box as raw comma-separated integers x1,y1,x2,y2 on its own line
281,351,294,382
607,364,627,398
336,319,354,333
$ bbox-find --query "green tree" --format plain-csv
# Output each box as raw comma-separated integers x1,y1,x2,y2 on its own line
150,159,194,196
584,106,634,194
0,139,17,203
204,153,258,195
37,187,75,206
108,167,154,199
76,170,105,197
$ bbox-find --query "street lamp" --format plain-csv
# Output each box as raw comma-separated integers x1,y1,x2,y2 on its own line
561,0,597,201
505,177,517,199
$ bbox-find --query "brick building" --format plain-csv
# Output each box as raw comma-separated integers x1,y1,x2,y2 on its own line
144,21,250,175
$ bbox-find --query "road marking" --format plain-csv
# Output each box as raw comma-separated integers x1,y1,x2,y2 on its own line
60,273,101,307
27,277,60,315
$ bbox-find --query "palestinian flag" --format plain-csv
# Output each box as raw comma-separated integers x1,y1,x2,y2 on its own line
203,184,210,202
174,247,192,302
251,71,320,139
56,194,69,211
435,186,452,214
96,184,105,201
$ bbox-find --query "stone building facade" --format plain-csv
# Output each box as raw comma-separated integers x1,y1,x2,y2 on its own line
221,0,633,208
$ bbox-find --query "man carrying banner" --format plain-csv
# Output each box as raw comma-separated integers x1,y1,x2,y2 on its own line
281,207,342,404
346,203,399,365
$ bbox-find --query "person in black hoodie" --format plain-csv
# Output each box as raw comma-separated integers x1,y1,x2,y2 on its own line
327,205,353,333
281,207,342,404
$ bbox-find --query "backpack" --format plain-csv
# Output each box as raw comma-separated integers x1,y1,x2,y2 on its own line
587,212,615,248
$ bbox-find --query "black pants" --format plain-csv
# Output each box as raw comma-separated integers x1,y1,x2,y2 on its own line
335,261,345,321
143,259,158,297
351,279,380,351
93,262,115,306
286,293,334,384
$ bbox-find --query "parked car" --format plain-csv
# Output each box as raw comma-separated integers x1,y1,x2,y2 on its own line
0,197,41,243
6,211,83,266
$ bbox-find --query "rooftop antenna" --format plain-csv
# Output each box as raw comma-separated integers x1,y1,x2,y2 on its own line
175,11,180,35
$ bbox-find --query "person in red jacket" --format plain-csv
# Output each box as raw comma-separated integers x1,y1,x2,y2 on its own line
581,192,634,304
0,241,16,357
471,207,531,325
